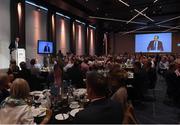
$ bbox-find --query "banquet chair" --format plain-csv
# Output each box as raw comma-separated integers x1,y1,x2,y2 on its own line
40,109,52,125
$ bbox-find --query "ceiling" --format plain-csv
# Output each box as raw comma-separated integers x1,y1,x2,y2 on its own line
62,0,180,33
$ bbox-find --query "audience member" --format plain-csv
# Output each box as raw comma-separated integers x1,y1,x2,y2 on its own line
0,73,10,103
74,71,123,124
0,78,34,124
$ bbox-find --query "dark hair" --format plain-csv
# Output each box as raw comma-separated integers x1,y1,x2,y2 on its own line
134,61,142,69
20,62,27,70
109,68,128,87
154,35,159,39
10,59,17,65
30,59,36,65
86,71,108,96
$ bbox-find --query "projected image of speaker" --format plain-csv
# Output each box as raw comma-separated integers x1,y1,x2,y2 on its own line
38,40,54,54
135,33,172,53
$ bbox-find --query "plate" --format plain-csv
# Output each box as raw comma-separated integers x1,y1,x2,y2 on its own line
55,114,69,120
69,104,80,109
70,108,84,117
29,91,43,96
73,88,87,96
31,106,47,117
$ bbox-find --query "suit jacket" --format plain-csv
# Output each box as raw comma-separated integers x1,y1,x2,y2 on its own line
44,46,50,52
147,40,164,51
73,98,123,124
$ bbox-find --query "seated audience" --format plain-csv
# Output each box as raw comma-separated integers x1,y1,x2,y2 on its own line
17,62,31,84
133,61,149,100
0,78,34,124
158,56,169,76
109,68,128,110
67,60,84,88
144,61,157,89
165,63,177,100
30,59,40,77
74,71,123,124
0,73,10,103
7,59,19,78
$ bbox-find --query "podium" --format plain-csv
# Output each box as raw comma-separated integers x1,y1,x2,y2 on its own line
11,48,26,67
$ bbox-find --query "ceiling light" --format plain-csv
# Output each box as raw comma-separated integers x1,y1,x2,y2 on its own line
153,0,158,4
134,8,154,22
89,16,147,25
156,16,180,25
127,7,148,24
118,0,130,7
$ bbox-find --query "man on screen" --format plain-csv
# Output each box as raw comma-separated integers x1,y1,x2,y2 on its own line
44,43,50,53
147,35,164,52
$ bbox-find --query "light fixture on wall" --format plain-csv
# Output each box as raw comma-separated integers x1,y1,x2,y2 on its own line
75,20,85,25
17,2,22,27
25,1,48,11
89,25,96,29
56,12,71,19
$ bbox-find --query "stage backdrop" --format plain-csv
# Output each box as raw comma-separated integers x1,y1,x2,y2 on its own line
25,3,47,65
0,0,10,69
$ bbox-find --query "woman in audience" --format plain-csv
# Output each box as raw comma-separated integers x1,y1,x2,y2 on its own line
0,78,34,124
0,73,10,103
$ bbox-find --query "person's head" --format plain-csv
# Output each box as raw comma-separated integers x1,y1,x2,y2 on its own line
175,59,180,71
0,73,9,89
20,62,27,70
10,59,17,70
133,61,142,71
10,59,17,66
154,35,159,41
86,71,108,100
168,63,176,72
108,68,128,88
15,37,20,42
10,78,30,99
30,59,36,66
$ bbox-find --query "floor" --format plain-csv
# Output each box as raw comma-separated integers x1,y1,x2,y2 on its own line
134,74,180,124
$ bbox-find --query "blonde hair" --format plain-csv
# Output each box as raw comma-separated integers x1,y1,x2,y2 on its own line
10,78,30,99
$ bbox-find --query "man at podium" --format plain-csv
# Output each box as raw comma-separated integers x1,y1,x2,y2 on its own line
9,37,20,60
9,37,20,54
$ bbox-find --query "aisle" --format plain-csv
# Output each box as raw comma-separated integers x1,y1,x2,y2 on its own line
134,74,180,124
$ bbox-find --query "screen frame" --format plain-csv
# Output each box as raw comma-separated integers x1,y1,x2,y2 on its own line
37,40,54,54
135,32,172,53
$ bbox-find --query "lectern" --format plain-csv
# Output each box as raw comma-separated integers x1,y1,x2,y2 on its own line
11,48,26,67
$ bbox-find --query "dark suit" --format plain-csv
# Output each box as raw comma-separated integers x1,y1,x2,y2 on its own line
44,45,50,53
147,40,164,51
73,98,123,124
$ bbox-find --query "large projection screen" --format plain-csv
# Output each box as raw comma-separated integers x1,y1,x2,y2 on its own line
135,33,172,53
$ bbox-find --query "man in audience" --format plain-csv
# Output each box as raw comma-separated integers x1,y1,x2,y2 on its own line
0,73,10,103
74,71,123,123
18,62,31,86
30,59,40,77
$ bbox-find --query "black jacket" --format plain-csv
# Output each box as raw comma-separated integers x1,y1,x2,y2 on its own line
73,98,123,124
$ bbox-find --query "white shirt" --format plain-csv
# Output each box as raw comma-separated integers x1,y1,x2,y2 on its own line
15,41,18,49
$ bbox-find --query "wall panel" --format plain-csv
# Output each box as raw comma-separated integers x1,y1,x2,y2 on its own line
0,0,10,69
56,16,70,54
25,4,47,64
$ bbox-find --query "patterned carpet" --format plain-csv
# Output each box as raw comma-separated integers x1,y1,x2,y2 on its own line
134,75,180,124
